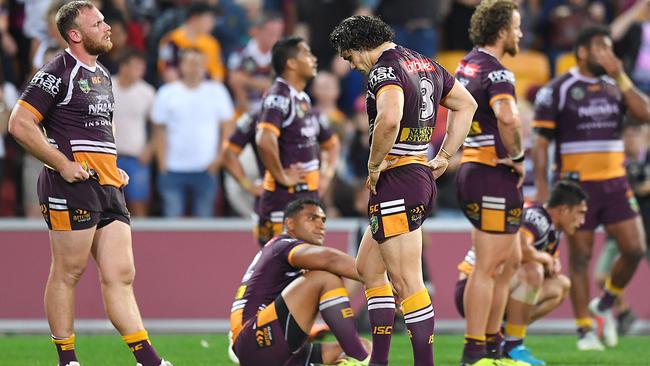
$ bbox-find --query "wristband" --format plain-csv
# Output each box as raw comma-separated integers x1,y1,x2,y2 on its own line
439,147,454,160
510,151,525,163
238,177,253,190
616,72,634,93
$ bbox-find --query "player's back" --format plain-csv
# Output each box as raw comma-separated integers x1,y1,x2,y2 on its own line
456,48,517,167
230,234,305,337
366,45,455,169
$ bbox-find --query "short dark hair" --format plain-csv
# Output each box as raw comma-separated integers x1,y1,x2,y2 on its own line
329,15,394,53
573,25,611,59
469,0,518,47
547,180,589,208
271,36,303,75
116,48,145,66
187,2,215,19
283,198,325,220
56,0,95,42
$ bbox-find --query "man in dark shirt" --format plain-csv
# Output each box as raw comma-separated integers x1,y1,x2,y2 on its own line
229,198,370,366
8,2,170,366
330,15,476,366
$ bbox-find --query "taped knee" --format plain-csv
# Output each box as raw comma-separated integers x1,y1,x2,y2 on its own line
510,282,540,305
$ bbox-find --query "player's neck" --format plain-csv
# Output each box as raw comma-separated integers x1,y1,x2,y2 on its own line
371,42,396,65
577,65,597,79
480,45,505,61
283,73,307,92
68,45,98,67
546,205,561,227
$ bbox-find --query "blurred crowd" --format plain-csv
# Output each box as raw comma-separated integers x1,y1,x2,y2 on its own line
1,0,650,219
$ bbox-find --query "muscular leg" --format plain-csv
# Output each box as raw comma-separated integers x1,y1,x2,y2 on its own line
46,228,95,365
463,229,518,363
567,230,595,334
530,274,570,323
92,221,162,366
504,261,543,355
281,270,368,362
378,228,434,366
356,227,393,366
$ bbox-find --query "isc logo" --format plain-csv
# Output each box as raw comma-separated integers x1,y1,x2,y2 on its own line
373,325,392,335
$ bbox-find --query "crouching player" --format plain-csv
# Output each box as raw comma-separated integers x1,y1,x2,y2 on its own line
229,198,371,365
455,181,588,365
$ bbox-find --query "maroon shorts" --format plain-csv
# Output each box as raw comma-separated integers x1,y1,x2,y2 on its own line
257,189,318,245
38,169,130,231
368,164,436,241
577,177,639,231
456,162,523,234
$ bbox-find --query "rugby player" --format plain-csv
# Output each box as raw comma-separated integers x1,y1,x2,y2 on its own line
453,1,525,364
330,15,476,366
456,181,587,365
229,198,370,366
533,25,650,350
8,1,170,365
255,37,340,246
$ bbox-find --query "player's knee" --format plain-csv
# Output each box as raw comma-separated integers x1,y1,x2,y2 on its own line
558,274,571,296
306,270,342,288
52,262,88,286
620,246,646,264
100,263,136,287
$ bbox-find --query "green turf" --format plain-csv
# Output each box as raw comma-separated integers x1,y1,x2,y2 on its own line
1,333,649,365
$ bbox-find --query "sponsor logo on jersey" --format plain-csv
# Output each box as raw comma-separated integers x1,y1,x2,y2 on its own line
409,204,426,223
368,66,397,89
399,127,433,142
402,58,435,73
263,94,290,114
535,86,553,108
72,209,92,223
255,325,274,348
30,70,62,96
88,102,115,116
524,208,549,233
577,102,620,119
455,62,480,78
487,69,516,85
78,79,91,93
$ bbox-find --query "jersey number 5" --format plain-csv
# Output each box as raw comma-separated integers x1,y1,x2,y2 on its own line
420,78,435,121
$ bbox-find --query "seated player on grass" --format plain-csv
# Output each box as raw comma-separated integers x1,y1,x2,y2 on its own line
229,198,371,366
455,180,587,365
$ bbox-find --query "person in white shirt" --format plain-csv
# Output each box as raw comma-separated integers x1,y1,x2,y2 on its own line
152,47,235,217
112,50,156,216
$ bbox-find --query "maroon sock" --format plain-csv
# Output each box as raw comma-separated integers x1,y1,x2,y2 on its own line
402,289,435,366
319,289,368,361
123,330,162,366
52,335,78,366
486,332,503,359
462,336,487,364
366,285,396,366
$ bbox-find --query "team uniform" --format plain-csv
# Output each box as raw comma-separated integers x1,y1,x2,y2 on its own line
533,68,638,230
256,78,337,244
455,203,561,317
365,45,454,241
455,48,523,234
230,235,327,365
227,40,273,113
18,49,128,231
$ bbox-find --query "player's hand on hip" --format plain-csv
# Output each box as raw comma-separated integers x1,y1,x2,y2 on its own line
119,168,130,186
282,164,305,187
427,156,449,179
366,159,394,194
60,161,90,183
495,157,525,188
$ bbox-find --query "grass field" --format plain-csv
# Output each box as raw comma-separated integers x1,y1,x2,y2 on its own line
2,333,649,365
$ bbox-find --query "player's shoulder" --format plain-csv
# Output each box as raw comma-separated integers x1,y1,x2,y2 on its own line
523,204,552,231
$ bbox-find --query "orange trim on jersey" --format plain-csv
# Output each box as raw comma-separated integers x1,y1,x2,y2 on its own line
257,122,281,137
262,171,275,191
230,308,244,343
383,154,428,171
520,227,536,245
257,302,278,327
376,84,404,99
72,152,123,187
458,261,474,276
225,141,243,155
50,209,72,231
287,244,309,267
560,151,625,181
489,94,515,107
382,212,410,237
17,100,44,122
320,287,349,303
532,120,556,129
319,135,339,150
461,146,498,167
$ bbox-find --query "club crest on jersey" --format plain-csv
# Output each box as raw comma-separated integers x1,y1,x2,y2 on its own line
570,86,585,101
78,79,91,93
370,215,379,234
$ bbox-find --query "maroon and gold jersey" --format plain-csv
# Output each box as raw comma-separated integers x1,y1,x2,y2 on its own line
225,112,265,177
456,48,517,167
533,68,626,182
256,78,336,193
230,234,306,339
18,49,122,188
366,45,455,170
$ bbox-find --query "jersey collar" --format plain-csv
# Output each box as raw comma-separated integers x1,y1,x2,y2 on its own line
65,48,98,72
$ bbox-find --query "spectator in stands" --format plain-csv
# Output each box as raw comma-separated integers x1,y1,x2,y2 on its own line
113,50,156,217
442,0,480,51
0,67,17,188
213,0,258,60
612,0,650,95
152,48,234,217
374,0,440,57
0,0,17,80
99,15,130,74
227,12,283,114
311,71,348,142
32,0,67,71
158,2,225,83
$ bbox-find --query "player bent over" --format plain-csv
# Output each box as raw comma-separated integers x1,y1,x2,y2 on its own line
229,199,371,366
456,181,587,365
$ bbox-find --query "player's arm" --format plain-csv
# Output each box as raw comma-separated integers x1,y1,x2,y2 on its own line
289,244,360,281
319,134,340,196
435,80,477,178
256,126,304,187
368,87,403,172
532,133,552,203
8,104,88,182
519,228,553,271
221,141,261,196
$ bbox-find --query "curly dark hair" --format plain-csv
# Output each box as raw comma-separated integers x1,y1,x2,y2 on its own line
329,15,394,52
469,0,518,47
